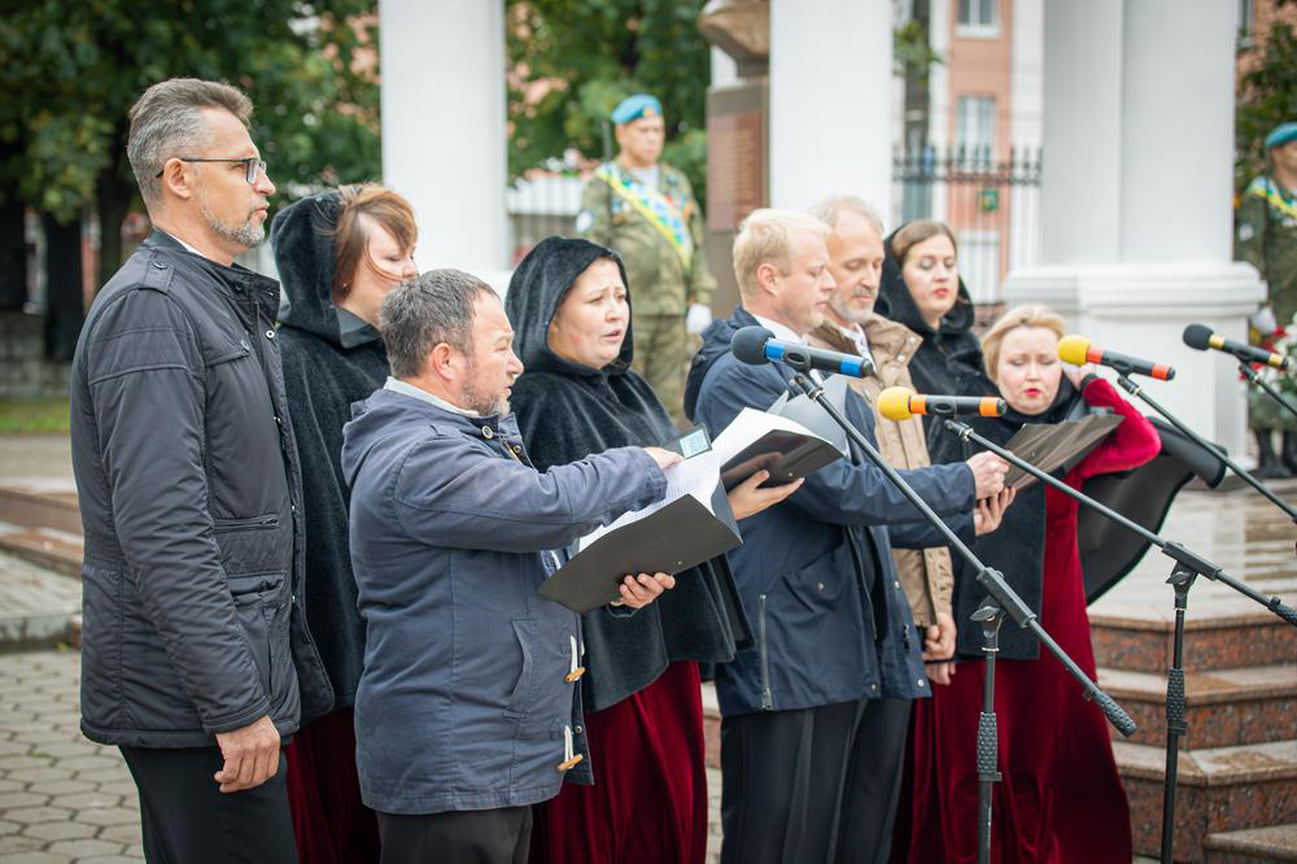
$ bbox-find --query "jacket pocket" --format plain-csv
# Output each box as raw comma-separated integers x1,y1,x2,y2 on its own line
213,514,280,533
228,574,281,700
504,618,535,720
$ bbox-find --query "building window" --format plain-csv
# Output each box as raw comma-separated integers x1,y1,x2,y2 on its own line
958,0,998,32
1238,0,1254,46
956,95,997,165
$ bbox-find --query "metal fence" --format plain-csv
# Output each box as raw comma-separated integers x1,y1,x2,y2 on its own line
892,145,1043,306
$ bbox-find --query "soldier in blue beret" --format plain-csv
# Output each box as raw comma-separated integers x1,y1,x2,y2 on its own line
575,93,716,426
1236,120,1297,476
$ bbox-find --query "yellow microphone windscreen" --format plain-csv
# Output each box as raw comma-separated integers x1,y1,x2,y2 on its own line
1057,334,1093,366
877,387,915,421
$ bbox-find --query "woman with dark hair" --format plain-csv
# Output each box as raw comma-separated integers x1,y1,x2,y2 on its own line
505,235,797,864
272,184,418,864
895,305,1160,864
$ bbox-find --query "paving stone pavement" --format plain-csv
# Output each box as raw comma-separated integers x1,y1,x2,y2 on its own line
0,649,142,863
0,554,80,648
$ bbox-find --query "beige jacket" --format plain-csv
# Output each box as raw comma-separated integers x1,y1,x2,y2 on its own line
807,314,955,626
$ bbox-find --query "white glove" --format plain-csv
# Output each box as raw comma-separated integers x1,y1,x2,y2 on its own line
686,303,713,335
1252,304,1278,336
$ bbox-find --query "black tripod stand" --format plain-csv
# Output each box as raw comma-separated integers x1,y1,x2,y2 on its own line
1238,361,1297,424
780,370,1136,864
944,417,1297,864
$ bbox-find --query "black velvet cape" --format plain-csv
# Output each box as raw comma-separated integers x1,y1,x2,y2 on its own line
272,192,389,707
505,236,751,713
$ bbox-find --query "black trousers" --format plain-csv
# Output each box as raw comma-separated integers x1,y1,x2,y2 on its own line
377,806,533,864
120,745,296,864
719,698,911,864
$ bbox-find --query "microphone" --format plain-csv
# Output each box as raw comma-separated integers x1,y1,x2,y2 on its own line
1183,323,1290,371
731,325,874,378
1057,335,1176,381
877,386,1006,421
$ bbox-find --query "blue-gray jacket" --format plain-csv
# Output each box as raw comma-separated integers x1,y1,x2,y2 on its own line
340,384,666,815
686,309,975,717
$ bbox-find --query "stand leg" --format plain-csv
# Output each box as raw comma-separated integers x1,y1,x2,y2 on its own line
972,599,1005,864
1160,566,1196,864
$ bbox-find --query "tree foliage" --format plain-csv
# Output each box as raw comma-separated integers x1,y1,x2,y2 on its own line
1236,1,1297,192
506,0,711,201
0,0,381,241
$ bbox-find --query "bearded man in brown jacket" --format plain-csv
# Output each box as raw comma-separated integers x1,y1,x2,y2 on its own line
808,196,958,686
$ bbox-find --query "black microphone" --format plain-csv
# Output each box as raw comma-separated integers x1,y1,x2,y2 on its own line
731,325,875,378
1058,335,1176,381
1183,323,1290,371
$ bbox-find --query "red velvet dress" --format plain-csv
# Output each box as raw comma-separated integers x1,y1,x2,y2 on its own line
284,708,380,864
898,379,1160,863
530,659,708,864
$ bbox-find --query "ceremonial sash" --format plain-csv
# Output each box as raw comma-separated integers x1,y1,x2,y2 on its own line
596,164,694,269
1247,176,1297,222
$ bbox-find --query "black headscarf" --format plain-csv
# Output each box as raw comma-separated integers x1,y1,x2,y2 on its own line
877,225,986,464
506,236,750,713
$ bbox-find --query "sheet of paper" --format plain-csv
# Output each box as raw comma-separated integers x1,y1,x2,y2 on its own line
577,449,722,552
711,408,830,466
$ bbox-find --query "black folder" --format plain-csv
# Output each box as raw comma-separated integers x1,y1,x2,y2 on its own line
539,477,741,615
1001,413,1125,490
715,406,844,491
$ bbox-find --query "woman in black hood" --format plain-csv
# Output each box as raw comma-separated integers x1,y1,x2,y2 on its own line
273,184,418,864
506,236,797,864
877,220,987,464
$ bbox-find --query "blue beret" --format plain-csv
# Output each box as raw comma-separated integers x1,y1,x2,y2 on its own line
611,94,662,126
1265,122,1297,150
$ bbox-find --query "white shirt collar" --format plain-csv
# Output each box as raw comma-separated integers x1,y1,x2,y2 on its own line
829,319,873,361
384,377,481,418
159,229,213,262
751,314,805,345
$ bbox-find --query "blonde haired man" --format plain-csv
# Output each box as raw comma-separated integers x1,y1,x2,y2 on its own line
685,209,1006,863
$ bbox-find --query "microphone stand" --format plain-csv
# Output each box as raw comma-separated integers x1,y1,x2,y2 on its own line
1112,374,1297,523
943,418,1297,864
781,369,1137,864
1237,361,1297,423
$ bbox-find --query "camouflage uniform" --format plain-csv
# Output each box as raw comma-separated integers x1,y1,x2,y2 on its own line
1236,174,1297,431
577,161,715,426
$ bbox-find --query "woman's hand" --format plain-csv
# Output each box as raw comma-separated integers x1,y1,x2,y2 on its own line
616,572,676,609
973,486,1017,536
727,471,803,521
1063,362,1094,389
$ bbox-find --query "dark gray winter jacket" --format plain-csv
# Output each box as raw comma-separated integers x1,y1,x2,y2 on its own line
341,383,666,815
70,230,333,748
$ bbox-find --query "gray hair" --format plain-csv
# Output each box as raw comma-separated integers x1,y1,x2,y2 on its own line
808,195,885,236
380,269,497,378
127,78,253,207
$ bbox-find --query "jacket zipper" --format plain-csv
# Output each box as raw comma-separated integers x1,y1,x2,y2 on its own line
212,515,280,533
758,593,773,710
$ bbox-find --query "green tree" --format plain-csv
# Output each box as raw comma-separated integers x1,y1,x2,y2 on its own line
0,1,381,296
1235,1,1297,193
506,0,711,204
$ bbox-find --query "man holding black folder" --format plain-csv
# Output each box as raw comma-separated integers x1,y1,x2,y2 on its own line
341,269,680,864
685,209,1010,864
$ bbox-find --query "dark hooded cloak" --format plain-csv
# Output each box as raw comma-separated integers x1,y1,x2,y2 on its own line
876,225,986,465
506,236,750,713
272,192,389,707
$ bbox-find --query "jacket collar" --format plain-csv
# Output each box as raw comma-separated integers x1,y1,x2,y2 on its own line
862,313,921,362
379,379,511,440
141,229,282,321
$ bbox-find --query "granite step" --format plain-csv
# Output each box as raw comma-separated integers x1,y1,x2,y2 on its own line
0,522,82,578
1090,578,1297,675
1205,823,1297,862
1116,738,1297,863
1100,665,1297,748
0,479,80,534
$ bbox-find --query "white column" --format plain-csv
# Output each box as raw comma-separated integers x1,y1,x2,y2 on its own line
769,0,893,215
379,0,508,275
711,47,738,89
1006,0,1263,458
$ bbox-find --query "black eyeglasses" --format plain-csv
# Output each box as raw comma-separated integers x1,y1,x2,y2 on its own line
156,157,268,184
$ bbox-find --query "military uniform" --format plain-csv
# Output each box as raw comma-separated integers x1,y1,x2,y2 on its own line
577,160,714,426
1236,172,1297,432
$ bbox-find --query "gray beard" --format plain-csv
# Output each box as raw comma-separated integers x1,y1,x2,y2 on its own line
200,202,264,250
829,294,870,326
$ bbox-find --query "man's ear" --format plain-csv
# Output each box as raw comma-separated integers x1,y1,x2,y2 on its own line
425,342,458,383
158,159,195,202
754,261,780,297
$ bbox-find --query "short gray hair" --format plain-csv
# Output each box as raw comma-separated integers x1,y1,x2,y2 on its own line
127,78,253,207
380,269,497,378
808,195,885,235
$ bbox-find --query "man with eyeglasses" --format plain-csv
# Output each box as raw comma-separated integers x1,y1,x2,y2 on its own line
70,78,332,863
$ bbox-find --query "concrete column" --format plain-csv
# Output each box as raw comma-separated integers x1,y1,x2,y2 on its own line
379,0,508,275
769,0,893,215
1006,0,1263,458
